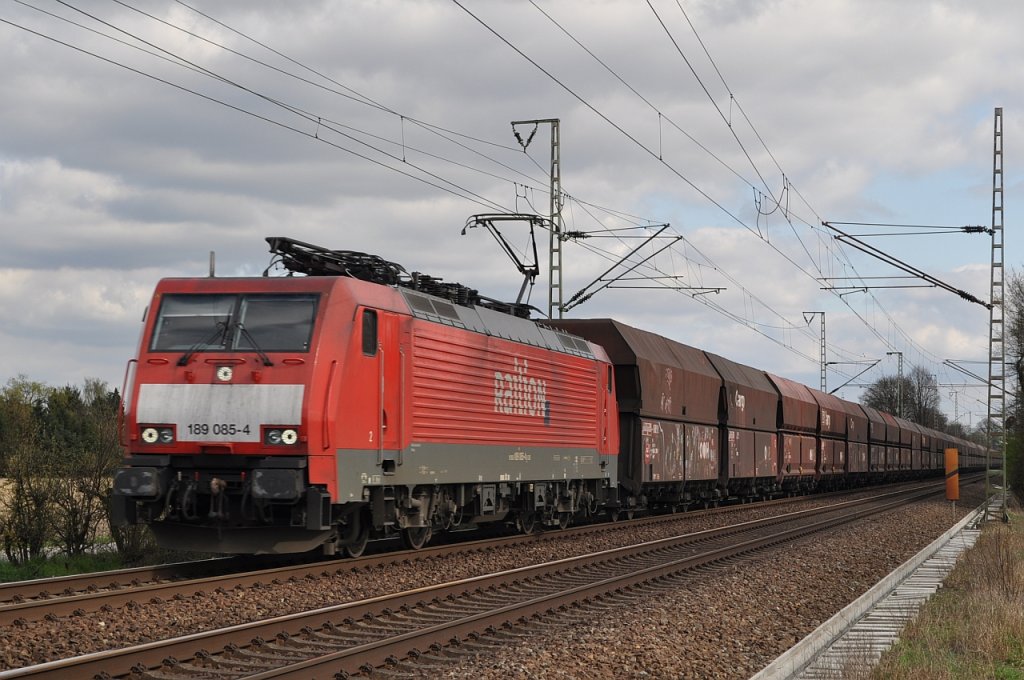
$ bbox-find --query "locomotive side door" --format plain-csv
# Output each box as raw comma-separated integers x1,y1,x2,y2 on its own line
374,310,403,467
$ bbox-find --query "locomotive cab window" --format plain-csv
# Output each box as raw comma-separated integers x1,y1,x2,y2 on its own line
234,295,318,352
362,309,378,356
150,293,319,352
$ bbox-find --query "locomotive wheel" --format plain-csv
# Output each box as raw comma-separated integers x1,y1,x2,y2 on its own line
343,518,370,559
401,526,432,550
517,511,538,535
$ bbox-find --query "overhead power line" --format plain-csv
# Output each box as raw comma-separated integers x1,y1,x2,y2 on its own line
822,221,991,309
6,2,832,368
453,0,936,369
6,1,975,391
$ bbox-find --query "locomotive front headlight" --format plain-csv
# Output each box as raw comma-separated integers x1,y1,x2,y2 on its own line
141,425,175,445
264,427,299,446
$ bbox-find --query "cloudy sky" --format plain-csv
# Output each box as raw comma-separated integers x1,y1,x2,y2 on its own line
1,0,1020,427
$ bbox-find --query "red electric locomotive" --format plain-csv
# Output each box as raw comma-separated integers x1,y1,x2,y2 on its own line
111,236,990,557
111,238,619,556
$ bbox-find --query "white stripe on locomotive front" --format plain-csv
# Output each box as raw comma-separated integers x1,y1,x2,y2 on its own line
136,384,304,442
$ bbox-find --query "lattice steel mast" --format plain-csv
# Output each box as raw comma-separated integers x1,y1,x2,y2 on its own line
803,312,826,391
986,106,1005,518
511,118,563,319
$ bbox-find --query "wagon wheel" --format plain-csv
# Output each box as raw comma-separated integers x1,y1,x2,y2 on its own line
557,511,571,530
516,511,538,535
400,525,432,550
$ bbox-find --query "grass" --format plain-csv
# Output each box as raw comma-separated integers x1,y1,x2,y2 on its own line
0,551,127,582
871,503,1024,680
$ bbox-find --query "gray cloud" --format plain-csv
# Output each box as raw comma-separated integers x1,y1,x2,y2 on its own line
0,0,1016,421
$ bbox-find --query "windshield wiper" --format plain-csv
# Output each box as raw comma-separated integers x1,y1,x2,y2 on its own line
235,323,274,366
177,320,230,366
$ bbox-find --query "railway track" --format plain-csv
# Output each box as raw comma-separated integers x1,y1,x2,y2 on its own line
0,482,949,679
0,481,934,627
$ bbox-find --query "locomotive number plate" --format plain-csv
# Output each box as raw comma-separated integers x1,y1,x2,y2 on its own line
186,423,252,437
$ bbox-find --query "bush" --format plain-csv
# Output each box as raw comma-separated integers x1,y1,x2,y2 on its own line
1008,433,1024,506
0,376,132,564
0,473,53,564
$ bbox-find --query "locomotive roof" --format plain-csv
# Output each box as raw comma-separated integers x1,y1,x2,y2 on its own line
151,275,601,361
153,276,339,293
399,288,597,359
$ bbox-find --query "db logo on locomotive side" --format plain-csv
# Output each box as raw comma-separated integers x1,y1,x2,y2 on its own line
494,357,548,419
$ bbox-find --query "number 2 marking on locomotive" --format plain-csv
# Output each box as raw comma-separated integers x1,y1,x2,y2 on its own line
368,430,374,443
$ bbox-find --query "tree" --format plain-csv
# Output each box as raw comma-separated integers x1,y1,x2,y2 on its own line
945,420,968,439
0,376,137,562
862,375,903,416
862,364,945,428
905,366,946,429
0,376,54,563
37,381,124,556
1005,271,1024,502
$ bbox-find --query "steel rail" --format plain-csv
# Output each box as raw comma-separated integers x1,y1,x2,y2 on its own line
251,488,940,679
0,483,949,680
0,478,959,627
0,481,905,626
0,557,238,606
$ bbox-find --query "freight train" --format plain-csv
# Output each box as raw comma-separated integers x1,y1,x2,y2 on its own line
110,237,987,556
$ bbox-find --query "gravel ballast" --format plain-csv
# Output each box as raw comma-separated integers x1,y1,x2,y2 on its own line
0,483,983,674
446,490,986,679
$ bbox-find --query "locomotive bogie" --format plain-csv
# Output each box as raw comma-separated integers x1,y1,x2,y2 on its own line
352,476,607,543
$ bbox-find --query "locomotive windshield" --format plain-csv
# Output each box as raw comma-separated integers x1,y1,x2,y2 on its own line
150,293,319,352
